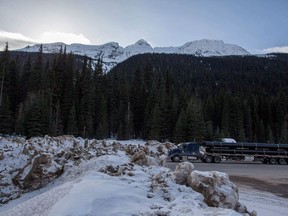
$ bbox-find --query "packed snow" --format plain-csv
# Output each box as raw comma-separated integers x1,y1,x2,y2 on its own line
17,39,250,72
0,136,287,216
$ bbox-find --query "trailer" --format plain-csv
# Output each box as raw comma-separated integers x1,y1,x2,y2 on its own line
168,139,288,165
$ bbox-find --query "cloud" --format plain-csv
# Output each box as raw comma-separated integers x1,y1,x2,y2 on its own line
40,32,91,45
0,30,36,50
264,46,288,53
248,46,288,55
0,30,91,50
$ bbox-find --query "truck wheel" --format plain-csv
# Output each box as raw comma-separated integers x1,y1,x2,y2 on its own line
172,155,181,162
278,158,286,165
205,156,213,163
213,156,221,163
269,158,277,164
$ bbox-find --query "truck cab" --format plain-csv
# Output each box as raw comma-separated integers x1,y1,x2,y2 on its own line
168,142,201,162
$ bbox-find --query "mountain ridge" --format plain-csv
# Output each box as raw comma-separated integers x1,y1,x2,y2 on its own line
17,39,250,72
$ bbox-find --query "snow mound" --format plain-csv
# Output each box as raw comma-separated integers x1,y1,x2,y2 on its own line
173,162,195,185
187,170,256,216
0,136,243,216
188,170,239,208
0,136,171,204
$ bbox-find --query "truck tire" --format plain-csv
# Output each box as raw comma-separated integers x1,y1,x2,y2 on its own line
278,158,286,165
172,155,181,162
205,156,213,163
269,158,277,164
213,156,221,163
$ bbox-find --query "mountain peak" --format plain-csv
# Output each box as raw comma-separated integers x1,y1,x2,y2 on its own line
179,39,250,56
198,39,224,44
183,39,224,47
134,39,151,47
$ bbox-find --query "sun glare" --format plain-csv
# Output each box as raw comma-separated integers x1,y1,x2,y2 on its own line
40,32,91,44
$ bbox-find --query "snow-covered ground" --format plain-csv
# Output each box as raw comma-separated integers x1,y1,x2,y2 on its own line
0,137,287,216
239,187,288,216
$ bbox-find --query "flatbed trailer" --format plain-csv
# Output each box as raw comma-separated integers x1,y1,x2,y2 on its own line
168,140,288,165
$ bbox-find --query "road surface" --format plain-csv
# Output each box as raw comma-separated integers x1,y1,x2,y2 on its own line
166,159,288,198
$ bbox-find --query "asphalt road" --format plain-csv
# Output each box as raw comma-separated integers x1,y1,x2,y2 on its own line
166,159,288,198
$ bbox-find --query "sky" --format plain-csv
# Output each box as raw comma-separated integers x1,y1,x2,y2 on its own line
0,0,288,53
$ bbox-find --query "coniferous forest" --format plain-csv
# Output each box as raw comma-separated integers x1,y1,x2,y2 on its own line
1,43,288,143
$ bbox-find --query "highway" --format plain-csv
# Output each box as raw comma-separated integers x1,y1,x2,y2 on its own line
165,159,288,198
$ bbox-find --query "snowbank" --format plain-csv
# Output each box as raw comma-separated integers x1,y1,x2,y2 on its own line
0,136,285,215
239,187,288,216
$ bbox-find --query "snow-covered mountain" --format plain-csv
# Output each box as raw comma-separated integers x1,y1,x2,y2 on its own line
17,39,250,72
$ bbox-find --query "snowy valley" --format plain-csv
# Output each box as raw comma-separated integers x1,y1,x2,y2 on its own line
1,136,287,216
17,39,250,72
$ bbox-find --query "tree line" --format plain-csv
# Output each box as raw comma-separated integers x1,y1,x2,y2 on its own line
107,53,288,143
0,43,108,138
1,43,288,143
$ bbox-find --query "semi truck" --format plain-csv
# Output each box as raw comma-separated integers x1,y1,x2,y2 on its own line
168,139,288,165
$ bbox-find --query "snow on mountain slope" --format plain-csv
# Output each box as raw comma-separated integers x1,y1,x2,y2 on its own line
177,39,250,56
17,39,250,72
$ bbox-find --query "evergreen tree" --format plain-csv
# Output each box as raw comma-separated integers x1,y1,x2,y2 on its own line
95,95,109,139
0,96,13,134
158,74,173,141
92,57,108,138
29,45,43,92
266,124,274,143
185,98,205,141
205,121,214,140
143,81,157,139
173,110,187,143
24,94,44,137
7,60,19,121
243,101,253,141
257,119,266,143
130,68,145,138
79,56,93,137
15,103,25,135
149,104,161,140
60,53,75,133
66,105,78,136
221,98,230,137
0,42,10,109
19,56,31,103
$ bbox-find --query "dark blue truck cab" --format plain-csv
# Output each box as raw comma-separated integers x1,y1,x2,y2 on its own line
168,142,201,162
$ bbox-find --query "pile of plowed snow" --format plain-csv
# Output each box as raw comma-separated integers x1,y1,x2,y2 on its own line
0,136,256,215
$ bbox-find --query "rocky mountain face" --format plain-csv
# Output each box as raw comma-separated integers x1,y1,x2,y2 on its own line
17,39,250,72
